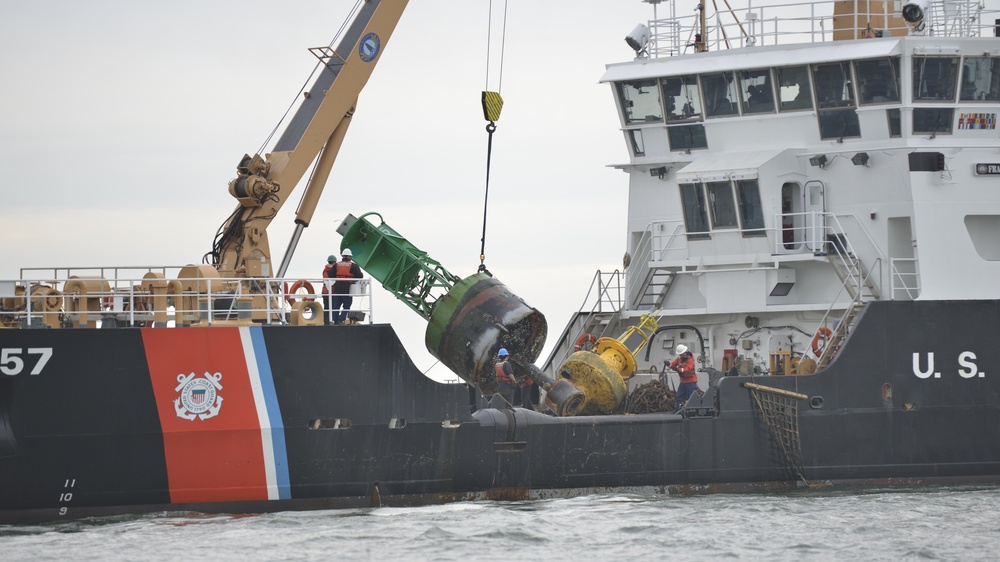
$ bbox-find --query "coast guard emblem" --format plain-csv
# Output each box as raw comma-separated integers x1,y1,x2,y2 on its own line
358,32,380,62
174,372,224,421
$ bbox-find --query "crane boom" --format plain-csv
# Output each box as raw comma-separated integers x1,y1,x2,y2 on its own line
211,0,408,278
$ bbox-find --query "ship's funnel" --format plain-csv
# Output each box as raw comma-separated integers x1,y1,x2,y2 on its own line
338,213,570,405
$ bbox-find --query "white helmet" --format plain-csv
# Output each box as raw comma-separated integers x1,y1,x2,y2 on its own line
341,248,353,257
675,344,688,354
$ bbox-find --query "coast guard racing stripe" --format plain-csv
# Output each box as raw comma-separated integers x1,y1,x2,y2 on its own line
142,326,290,504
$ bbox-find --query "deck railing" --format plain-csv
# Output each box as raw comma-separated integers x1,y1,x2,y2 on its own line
646,0,997,57
1,267,373,329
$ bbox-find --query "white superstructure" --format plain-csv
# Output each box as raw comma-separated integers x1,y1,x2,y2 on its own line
546,0,1000,381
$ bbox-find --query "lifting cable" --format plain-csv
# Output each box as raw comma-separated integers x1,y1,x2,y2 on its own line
478,0,508,273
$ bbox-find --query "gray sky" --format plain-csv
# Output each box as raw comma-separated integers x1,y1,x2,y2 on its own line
0,1,648,379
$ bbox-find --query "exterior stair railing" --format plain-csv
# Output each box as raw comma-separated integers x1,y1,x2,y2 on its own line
890,257,921,300
543,270,626,372
628,220,686,310
777,212,886,370
824,222,882,301
813,261,880,370
812,240,883,370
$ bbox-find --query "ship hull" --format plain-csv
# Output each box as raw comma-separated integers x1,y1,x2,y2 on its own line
1,299,998,523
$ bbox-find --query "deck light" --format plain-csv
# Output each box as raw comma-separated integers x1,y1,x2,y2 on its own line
649,166,669,178
851,152,870,166
809,155,828,168
625,24,650,56
902,0,929,33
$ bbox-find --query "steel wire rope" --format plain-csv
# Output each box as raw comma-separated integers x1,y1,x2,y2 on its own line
257,1,362,154
478,0,509,273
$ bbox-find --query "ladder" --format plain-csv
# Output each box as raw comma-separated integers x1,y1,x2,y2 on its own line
633,267,674,309
813,231,882,369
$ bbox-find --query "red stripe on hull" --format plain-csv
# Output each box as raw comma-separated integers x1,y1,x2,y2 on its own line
142,328,268,503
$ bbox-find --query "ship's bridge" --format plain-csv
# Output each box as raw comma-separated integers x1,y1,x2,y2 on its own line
603,18,1000,316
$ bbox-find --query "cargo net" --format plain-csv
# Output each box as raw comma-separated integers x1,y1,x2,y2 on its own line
746,383,808,485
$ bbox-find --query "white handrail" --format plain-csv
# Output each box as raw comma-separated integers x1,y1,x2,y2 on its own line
0,274,374,329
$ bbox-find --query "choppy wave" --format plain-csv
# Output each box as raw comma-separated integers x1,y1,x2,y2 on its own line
2,486,999,561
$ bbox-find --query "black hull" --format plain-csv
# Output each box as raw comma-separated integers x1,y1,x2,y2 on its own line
1,300,998,523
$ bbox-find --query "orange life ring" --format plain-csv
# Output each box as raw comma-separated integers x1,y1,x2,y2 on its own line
812,327,833,355
286,279,315,304
574,333,598,352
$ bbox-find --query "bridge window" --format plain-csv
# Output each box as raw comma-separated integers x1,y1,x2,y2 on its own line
913,108,954,135
887,108,901,137
776,66,813,112
813,62,861,140
817,109,861,139
739,69,775,114
628,129,645,157
960,57,1000,101
682,180,765,239
707,181,738,228
912,57,959,101
813,62,855,109
616,80,663,125
679,183,710,240
702,72,739,117
855,57,901,104
668,124,708,151
736,179,766,237
662,75,703,122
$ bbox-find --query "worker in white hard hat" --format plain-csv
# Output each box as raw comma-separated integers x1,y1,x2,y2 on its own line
329,248,363,324
668,343,698,411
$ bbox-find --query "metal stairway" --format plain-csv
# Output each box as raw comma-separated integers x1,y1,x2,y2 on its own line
633,267,674,309
815,242,882,369
815,300,864,369
827,238,881,301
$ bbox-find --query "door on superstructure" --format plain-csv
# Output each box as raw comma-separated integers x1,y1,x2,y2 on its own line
780,182,802,251
804,180,826,252
888,216,918,299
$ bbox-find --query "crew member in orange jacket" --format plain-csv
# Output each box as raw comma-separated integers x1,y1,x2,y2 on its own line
495,348,517,404
669,344,698,411
515,368,536,410
328,249,363,324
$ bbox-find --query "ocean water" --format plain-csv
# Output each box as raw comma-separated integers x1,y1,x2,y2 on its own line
2,487,999,561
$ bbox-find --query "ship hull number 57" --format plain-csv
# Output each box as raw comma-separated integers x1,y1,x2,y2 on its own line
1,348,53,375
912,351,985,379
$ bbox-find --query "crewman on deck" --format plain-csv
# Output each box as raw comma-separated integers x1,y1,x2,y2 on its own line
330,249,363,324
495,348,517,405
322,255,336,324
515,369,537,410
669,344,698,411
